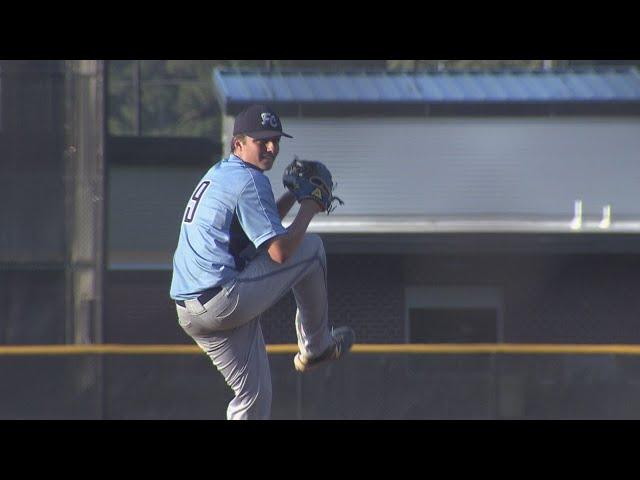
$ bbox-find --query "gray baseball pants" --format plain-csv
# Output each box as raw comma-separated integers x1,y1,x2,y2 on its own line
176,233,333,420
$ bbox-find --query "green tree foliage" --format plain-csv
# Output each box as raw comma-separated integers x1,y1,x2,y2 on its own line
109,60,282,138
108,60,137,136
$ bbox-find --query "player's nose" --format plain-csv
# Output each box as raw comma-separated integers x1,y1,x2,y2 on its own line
265,140,278,154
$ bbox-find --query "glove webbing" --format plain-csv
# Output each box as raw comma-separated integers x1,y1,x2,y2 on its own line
310,177,344,214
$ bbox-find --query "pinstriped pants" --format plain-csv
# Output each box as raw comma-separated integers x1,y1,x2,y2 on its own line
176,233,333,420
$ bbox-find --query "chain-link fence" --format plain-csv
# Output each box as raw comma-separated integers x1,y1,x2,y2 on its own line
0,60,105,345
1,349,639,419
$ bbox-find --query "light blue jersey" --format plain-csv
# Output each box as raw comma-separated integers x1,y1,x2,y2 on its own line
170,154,287,301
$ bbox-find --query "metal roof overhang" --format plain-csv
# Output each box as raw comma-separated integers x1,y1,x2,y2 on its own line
213,67,640,116
283,216,640,254
298,215,640,234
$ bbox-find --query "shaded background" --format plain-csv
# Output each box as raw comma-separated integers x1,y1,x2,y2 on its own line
2,60,640,419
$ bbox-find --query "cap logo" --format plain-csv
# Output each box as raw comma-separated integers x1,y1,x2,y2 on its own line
261,112,279,128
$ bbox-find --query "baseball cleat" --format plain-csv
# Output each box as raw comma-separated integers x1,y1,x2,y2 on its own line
294,326,355,373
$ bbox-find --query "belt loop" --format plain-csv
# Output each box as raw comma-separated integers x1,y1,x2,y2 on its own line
175,285,223,309
184,298,206,315
224,281,237,297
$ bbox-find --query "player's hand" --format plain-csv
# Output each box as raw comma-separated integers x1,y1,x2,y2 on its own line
282,157,344,214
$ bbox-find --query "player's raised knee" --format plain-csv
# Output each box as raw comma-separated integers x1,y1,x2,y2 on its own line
303,232,324,252
304,232,321,244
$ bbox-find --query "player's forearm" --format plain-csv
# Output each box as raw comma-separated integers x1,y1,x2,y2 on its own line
276,191,296,219
268,200,320,263
286,200,319,242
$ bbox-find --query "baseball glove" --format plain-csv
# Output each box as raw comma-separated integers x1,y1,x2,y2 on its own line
282,157,344,214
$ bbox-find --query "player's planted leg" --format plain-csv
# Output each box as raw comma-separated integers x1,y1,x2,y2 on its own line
293,326,355,372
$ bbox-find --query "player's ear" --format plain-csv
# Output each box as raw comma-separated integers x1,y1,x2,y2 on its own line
231,135,243,153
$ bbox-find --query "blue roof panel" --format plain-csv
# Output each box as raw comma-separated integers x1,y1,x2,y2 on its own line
518,73,551,100
353,74,381,101
219,74,247,101
545,77,570,99
473,74,509,100
286,73,315,101
269,73,294,101
306,74,335,100
395,74,422,100
377,75,402,100
562,73,593,99
430,74,465,100
458,73,487,100
503,73,533,100
606,71,640,98
581,73,616,100
213,67,640,108
414,74,447,100
248,74,274,101
328,75,347,101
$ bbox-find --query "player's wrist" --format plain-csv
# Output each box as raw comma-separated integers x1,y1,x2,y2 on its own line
300,198,323,214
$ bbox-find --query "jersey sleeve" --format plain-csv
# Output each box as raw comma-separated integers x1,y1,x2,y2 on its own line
237,169,287,249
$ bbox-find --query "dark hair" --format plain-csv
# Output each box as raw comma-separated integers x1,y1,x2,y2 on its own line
230,134,247,154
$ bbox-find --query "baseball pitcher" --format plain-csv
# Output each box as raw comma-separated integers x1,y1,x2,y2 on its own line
170,104,354,420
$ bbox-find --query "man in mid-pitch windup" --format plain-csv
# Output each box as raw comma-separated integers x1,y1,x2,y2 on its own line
170,104,354,420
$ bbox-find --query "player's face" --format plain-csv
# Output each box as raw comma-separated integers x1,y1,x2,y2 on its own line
241,136,280,171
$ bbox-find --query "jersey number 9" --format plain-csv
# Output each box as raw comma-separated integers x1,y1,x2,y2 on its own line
183,181,211,223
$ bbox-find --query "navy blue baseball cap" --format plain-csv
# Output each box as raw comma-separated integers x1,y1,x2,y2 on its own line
233,104,293,139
